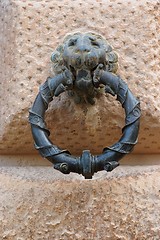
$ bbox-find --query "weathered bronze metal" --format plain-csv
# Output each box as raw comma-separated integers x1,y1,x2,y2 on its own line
29,32,141,179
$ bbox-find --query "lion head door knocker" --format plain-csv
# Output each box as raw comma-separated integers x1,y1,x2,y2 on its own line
29,32,141,179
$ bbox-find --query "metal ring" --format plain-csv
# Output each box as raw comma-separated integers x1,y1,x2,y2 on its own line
29,70,141,179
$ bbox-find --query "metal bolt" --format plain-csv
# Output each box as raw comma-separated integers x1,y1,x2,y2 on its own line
60,163,69,173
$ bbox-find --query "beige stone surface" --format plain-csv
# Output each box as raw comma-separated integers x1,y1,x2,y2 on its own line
0,0,160,155
0,165,160,239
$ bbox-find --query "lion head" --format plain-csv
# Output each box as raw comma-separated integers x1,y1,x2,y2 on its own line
51,32,118,104
51,32,118,74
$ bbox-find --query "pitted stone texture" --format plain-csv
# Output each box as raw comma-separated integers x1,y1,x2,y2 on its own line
0,165,160,239
0,0,160,155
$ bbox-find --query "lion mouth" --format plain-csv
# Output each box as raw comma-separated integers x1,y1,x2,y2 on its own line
68,53,100,81
69,64,98,83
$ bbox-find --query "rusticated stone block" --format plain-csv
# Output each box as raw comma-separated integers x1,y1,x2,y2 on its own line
0,166,160,239
0,0,160,155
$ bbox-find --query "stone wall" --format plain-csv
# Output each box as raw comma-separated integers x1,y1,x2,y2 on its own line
0,0,160,239
0,166,160,239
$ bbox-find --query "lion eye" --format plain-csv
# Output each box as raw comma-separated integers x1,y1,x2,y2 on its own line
91,41,100,48
68,38,77,47
89,36,96,41
88,36,100,48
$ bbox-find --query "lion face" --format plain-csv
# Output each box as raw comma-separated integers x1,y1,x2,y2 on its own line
51,32,118,75
62,33,106,71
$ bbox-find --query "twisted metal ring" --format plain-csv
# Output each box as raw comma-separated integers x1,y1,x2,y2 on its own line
29,70,141,179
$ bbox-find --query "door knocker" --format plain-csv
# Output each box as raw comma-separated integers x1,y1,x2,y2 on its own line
29,32,141,179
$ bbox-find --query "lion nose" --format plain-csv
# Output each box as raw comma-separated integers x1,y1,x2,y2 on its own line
76,44,91,53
